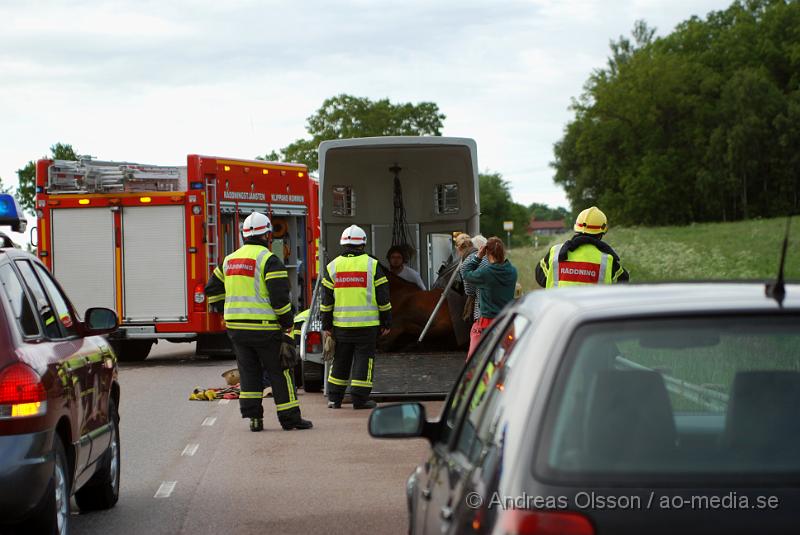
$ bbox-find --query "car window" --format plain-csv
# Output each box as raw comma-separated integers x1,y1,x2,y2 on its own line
33,263,78,337
455,315,531,464
539,315,800,483
15,260,62,339
440,319,505,446
0,263,40,337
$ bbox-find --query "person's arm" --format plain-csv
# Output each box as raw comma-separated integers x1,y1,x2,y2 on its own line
375,263,392,330
264,255,294,330
611,257,630,283
535,250,551,288
411,268,426,290
205,265,226,312
320,263,335,331
462,252,492,285
460,254,477,296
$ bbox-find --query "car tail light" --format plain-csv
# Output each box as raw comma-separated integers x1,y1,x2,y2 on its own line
193,282,206,312
0,363,48,419
499,510,594,535
306,331,322,354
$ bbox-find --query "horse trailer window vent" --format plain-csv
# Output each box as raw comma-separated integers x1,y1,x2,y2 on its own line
332,185,355,217
435,183,459,215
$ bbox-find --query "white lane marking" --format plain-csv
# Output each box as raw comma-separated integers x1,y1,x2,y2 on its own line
154,481,177,498
181,443,199,457
218,399,230,405
202,416,217,427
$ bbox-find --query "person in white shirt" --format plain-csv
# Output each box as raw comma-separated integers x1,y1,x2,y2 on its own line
386,246,426,290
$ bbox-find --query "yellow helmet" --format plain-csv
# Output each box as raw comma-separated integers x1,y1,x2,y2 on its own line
574,206,608,235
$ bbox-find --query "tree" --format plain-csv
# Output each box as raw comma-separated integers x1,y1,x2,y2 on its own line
528,202,570,222
17,143,80,213
260,94,446,171
552,0,800,225
0,177,12,195
479,172,530,244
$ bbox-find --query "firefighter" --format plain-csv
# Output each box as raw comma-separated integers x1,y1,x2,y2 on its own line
535,206,629,288
321,225,392,409
205,212,312,432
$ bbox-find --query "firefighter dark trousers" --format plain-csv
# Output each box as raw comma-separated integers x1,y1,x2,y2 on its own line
227,329,301,424
327,326,378,405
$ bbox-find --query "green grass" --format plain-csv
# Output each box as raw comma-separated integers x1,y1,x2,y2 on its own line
508,217,800,291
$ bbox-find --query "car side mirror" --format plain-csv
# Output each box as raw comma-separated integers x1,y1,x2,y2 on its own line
84,307,119,335
368,402,426,439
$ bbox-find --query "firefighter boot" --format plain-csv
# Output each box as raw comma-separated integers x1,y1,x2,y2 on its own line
327,400,342,409
250,417,264,432
353,400,377,410
282,417,313,431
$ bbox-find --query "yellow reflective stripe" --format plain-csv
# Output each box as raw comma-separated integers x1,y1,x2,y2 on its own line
292,329,302,337
319,304,333,312
264,270,288,280
225,322,281,331
240,391,263,399
86,353,103,364
66,356,86,370
276,400,300,411
214,266,225,281
327,375,350,386
377,303,392,312
322,278,334,289
45,316,55,326
612,265,626,283
208,294,225,303
284,370,296,403
351,379,373,388
375,276,388,286
274,303,291,315
367,357,373,382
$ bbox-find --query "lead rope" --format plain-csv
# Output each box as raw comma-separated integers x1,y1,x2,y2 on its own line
390,164,415,261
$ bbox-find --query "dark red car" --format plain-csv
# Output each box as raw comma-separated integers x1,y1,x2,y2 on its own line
0,198,121,534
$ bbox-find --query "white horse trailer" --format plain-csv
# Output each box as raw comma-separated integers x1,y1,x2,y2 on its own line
301,137,480,396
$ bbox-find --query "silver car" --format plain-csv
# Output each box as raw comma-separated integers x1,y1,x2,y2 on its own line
370,283,800,535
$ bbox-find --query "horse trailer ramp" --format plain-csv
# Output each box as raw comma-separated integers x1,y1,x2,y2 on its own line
370,351,466,398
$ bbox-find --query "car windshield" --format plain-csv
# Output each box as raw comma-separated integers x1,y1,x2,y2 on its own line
539,314,800,484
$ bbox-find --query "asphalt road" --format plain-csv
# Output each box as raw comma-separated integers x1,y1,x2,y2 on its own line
71,341,441,535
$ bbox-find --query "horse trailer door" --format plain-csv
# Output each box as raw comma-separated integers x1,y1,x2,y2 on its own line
122,205,187,322
427,233,454,285
50,208,116,317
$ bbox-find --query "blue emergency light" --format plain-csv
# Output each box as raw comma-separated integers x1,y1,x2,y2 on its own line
0,194,27,232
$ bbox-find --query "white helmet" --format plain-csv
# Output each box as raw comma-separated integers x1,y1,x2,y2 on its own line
242,212,272,237
340,225,367,246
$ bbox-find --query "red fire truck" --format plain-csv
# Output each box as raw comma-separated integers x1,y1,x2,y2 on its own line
35,155,320,361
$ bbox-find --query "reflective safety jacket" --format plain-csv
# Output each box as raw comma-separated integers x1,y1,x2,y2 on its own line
535,234,629,289
204,240,294,331
544,243,612,288
320,250,391,330
293,308,310,340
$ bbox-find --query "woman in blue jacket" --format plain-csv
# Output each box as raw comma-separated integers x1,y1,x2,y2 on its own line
461,236,518,359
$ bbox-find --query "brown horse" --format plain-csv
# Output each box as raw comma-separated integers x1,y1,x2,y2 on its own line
379,265,470,352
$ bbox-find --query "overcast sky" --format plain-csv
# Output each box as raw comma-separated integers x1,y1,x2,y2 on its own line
1,0,733,222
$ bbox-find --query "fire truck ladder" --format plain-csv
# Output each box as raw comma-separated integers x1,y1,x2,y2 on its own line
205,177,219,274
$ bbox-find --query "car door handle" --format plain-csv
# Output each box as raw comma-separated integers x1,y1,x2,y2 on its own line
440,506,454,521
421,488,432,500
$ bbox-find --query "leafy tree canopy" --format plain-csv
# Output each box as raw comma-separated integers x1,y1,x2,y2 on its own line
552,0,800,225
259,94,445,172
479,172,532,242
17,143,79,213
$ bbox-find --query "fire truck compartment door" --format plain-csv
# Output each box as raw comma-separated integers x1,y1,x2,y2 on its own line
51,208,116,317
122,205,187,322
